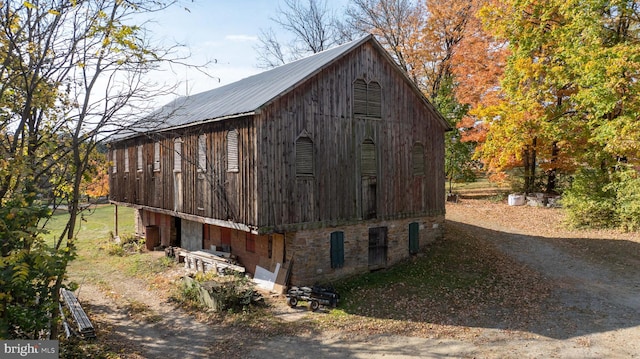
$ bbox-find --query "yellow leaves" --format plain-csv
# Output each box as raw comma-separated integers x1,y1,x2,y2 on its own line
23,1,35,9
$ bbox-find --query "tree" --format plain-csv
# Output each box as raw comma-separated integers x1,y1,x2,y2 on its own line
0,0,195,339
479,0,640,227
435,76,475,193
256,0,349,68
345,0,425,84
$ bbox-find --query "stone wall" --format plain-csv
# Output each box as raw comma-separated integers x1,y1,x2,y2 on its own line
288,215,445,285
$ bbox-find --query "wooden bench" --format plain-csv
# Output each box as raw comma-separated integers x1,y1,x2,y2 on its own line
60,288,96,339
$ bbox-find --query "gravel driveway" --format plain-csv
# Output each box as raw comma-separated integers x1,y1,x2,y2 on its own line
249,200,640,358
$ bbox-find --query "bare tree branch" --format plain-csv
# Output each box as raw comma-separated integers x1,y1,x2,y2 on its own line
255,0,351,68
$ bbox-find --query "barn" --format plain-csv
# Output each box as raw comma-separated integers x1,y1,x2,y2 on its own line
107,34,450,287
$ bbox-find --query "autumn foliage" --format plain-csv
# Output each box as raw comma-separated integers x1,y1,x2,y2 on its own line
346,0,640,228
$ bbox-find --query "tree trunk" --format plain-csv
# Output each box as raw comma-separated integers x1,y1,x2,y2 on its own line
545,141,559,194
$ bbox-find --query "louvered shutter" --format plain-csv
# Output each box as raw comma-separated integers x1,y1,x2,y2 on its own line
227,130,239,172
112,149,117,173
330,231,345,268
198,135,207,172
124,147,129,172
412,143,425,176
153,142,160,171
361,140,377,176
367,81,382,118
353,79,368,116
296,137,314,176
174,139,182,172
137,145,143,171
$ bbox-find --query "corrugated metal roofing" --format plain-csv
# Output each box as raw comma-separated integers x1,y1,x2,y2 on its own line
113,35,373,140
111,33,450,142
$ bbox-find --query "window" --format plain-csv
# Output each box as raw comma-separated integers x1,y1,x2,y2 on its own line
245,233,255,253
412,143,425,176
153,142,160,171
409,222,419,254
295,134,314,176
174,138,182,172
353,79,382,118
330,231,345,269
137,145,143,172
227,129,239,172
124,147,129,172
112,149,117,174
198,134,207,172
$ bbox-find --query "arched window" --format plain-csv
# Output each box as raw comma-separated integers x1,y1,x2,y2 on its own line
295,134,314,176
227,129,239,172
412,143,425,176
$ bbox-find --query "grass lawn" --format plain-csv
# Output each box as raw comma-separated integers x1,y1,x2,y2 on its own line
43,205,171,287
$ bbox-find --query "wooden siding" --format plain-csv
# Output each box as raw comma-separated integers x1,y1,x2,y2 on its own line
254,41,446,230
109,117,258,227
109,40,446,233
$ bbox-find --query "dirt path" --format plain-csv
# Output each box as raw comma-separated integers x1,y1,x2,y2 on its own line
73,265,245,358
75,199,640,358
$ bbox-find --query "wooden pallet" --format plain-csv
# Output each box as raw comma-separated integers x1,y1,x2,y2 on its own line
60,288,96,339
178,249,245,274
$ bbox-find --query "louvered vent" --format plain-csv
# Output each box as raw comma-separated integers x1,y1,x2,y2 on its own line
153,142,160,171
361,139,377,176
353,79,368,116
227,130,239,172
124,147,129,172
412,143,425,176
367,81,382,118
296,136,314,176
198,135,207,172
137,145,143,171
173,139,182,172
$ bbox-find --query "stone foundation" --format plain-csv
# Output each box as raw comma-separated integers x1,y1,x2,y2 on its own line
287,215,445,285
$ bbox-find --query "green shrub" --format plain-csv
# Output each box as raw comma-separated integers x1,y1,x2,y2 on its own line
608,168,640,231
564,166,640,230
563,168,618,228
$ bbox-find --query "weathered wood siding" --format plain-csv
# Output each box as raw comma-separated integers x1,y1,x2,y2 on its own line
110,40,446,233
255,41,446,229
109,116,258,226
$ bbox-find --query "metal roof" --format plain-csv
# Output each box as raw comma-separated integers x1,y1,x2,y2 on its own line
113,35,373,140
111,33,449,142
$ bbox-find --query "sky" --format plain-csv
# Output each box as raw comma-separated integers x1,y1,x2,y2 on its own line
143,0,350,105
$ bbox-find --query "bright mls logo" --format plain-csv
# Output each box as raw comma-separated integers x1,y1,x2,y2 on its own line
2,340,58,358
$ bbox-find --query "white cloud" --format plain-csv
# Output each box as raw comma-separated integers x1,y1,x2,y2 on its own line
225,34,258,42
